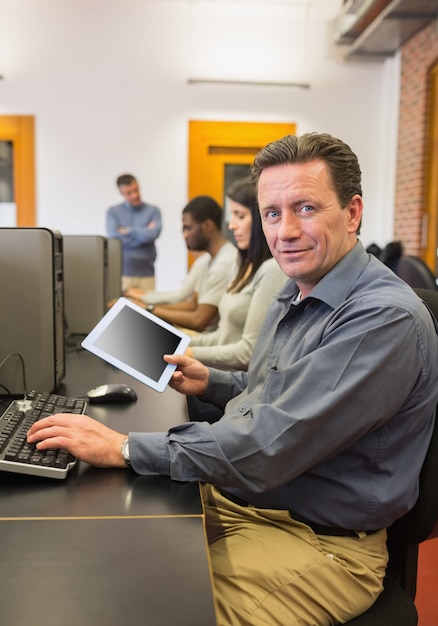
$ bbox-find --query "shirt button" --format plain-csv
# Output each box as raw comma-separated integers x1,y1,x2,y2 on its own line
239,407,245,413
284,322,291,329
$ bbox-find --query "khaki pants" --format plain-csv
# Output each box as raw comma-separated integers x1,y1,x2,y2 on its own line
121,275,155,292
202,484,388,626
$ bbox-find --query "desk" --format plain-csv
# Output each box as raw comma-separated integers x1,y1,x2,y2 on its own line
0,349,218,626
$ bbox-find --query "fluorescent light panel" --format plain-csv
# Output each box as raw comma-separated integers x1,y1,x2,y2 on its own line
187,78,310,89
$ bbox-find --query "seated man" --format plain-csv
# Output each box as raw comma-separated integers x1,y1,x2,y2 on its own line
28,133,438,626
127,195,237,333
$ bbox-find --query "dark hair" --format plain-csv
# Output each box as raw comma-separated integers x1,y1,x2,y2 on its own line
182,195,223,230
116,174,137,187
250,132,362,233
226,178,272,293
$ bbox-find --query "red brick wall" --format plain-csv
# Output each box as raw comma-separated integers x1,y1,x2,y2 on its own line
395,22,438,255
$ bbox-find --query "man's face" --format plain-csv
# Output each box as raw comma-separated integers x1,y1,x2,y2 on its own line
258,159,362,297
182,213,210,251
119,182,142,207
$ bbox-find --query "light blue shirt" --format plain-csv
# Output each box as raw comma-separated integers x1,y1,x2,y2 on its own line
129,242,438,530
106,201,162,277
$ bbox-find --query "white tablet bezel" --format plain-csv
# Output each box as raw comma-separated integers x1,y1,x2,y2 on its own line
81,297,191,393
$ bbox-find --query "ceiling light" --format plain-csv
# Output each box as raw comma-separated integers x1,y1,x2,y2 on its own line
187,78,310,89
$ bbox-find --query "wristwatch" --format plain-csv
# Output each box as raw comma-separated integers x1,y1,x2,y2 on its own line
120,438,131,466
146,304,155,313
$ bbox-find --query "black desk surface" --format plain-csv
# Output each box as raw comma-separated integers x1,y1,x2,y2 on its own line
0,348,218,626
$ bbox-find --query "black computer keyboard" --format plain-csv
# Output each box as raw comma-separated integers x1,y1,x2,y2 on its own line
0,390,87,479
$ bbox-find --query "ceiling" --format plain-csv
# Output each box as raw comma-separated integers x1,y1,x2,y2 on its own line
7,0,434,62
140,0,435,61
334,0,438,60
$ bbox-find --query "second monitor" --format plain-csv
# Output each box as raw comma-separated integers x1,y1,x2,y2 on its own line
63,235,109,336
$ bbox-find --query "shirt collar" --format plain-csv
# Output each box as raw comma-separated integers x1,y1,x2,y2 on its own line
276,240,368,311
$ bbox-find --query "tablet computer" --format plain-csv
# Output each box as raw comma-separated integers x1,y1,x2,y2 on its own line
81,297,191,393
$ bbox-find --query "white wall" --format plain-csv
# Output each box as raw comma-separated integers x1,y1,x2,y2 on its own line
0,0,400,289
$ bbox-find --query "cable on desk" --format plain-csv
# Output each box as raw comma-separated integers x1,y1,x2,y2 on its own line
0,352,27,400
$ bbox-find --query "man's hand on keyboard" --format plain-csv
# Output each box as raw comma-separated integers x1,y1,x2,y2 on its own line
26,414,128,468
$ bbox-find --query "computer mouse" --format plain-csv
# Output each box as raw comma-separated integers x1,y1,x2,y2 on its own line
86,383,138,404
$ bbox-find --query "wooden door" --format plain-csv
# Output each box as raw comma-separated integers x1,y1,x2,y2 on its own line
424,63,438,276
0,116,36,226
188,120,296,263
189,120,296,202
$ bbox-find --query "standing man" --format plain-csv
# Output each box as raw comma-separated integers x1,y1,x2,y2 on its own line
29,134,438,625
106,174,162,292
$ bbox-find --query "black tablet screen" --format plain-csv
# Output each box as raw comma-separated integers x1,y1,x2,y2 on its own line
93,305,181,382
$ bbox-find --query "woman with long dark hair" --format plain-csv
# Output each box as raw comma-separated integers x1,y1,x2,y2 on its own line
186,177,286,371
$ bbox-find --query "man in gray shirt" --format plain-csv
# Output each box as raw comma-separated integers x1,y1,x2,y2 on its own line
28,133,438,626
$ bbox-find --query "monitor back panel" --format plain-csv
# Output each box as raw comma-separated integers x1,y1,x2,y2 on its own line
63,235,108,335
107,237,122,302
0,228,65,395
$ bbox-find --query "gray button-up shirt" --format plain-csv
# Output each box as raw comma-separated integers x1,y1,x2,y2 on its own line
130,242,438,530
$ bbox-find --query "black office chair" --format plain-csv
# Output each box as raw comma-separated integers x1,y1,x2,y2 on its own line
373,241,438,291
394,255,438,291
341,288,438,625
